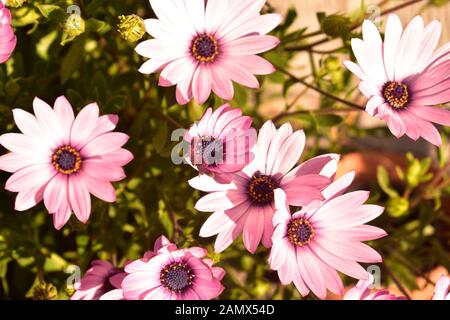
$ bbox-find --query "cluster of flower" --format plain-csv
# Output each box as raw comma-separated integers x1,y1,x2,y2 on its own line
0,0,449,300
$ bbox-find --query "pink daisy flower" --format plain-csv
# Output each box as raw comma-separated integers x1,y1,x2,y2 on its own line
100,236,174,300
71,260,125,300
0,1,16,63
0,96,133,229
269,171,386,299
184,103,256,183
122,236,225,300
136,0,281,105
193,121,336,254
432,275,450,300
344,274,406,300
345,15,450,146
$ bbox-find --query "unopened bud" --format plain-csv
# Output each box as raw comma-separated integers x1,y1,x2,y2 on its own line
61,14,85,45
64,14,85,37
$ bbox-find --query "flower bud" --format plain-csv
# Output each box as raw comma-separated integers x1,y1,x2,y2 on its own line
61,14,85,45
64,13,85,37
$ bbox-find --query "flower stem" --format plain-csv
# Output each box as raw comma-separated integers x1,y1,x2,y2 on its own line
274,64,365,111
273,107,357,123
284,0,426,52
384,264,412,300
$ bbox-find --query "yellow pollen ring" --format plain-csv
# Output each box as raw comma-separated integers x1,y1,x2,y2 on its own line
248,175,277,204
51,146,82,175
383,82,409,109
160,262,195,293
287,218,315,247
191,34,219,63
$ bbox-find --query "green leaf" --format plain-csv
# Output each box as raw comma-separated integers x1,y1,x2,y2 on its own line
152,122,168,153
60,38,86,84
86,0,106,13
316,12,326,25
280,7,297,32
34,3,66,21
158,200,173,239
377,166,399,198
85,18,109,33
11,7,41,28
395,165,405,181
387,197,409,218
283,28,307,43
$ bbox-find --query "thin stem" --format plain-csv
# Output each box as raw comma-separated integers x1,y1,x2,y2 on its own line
301,30,322,39
380,0,425,17
286,86,309,109
275,64,365,110
148,109,183,129
410,162,450,208
384,264,412,300
284,0,426,52
310,46,346,54
273,107,357,123
284,30,323,45
387,249,435,286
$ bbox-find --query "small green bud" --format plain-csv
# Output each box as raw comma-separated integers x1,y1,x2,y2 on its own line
321,14,352,38
61,14,85,46
64,14,85,37
387,197,409,218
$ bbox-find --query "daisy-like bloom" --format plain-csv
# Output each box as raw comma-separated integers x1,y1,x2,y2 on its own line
344,274,406,300
122,235,225,300
184,103,256,183
136,0,281,105
432,275,450,300
0,96,133,229
193,121,337,254
345,15,450,146
269,171,387,299
71,260,125,300
0,1,16,63
100,236,174,300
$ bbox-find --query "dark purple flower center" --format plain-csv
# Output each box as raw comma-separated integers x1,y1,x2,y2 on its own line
160,262,195,293
52,146,82,174
192,136,224,166
191,34,219,63
247,175,278,206
382,81,409,109
287,218,315,246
